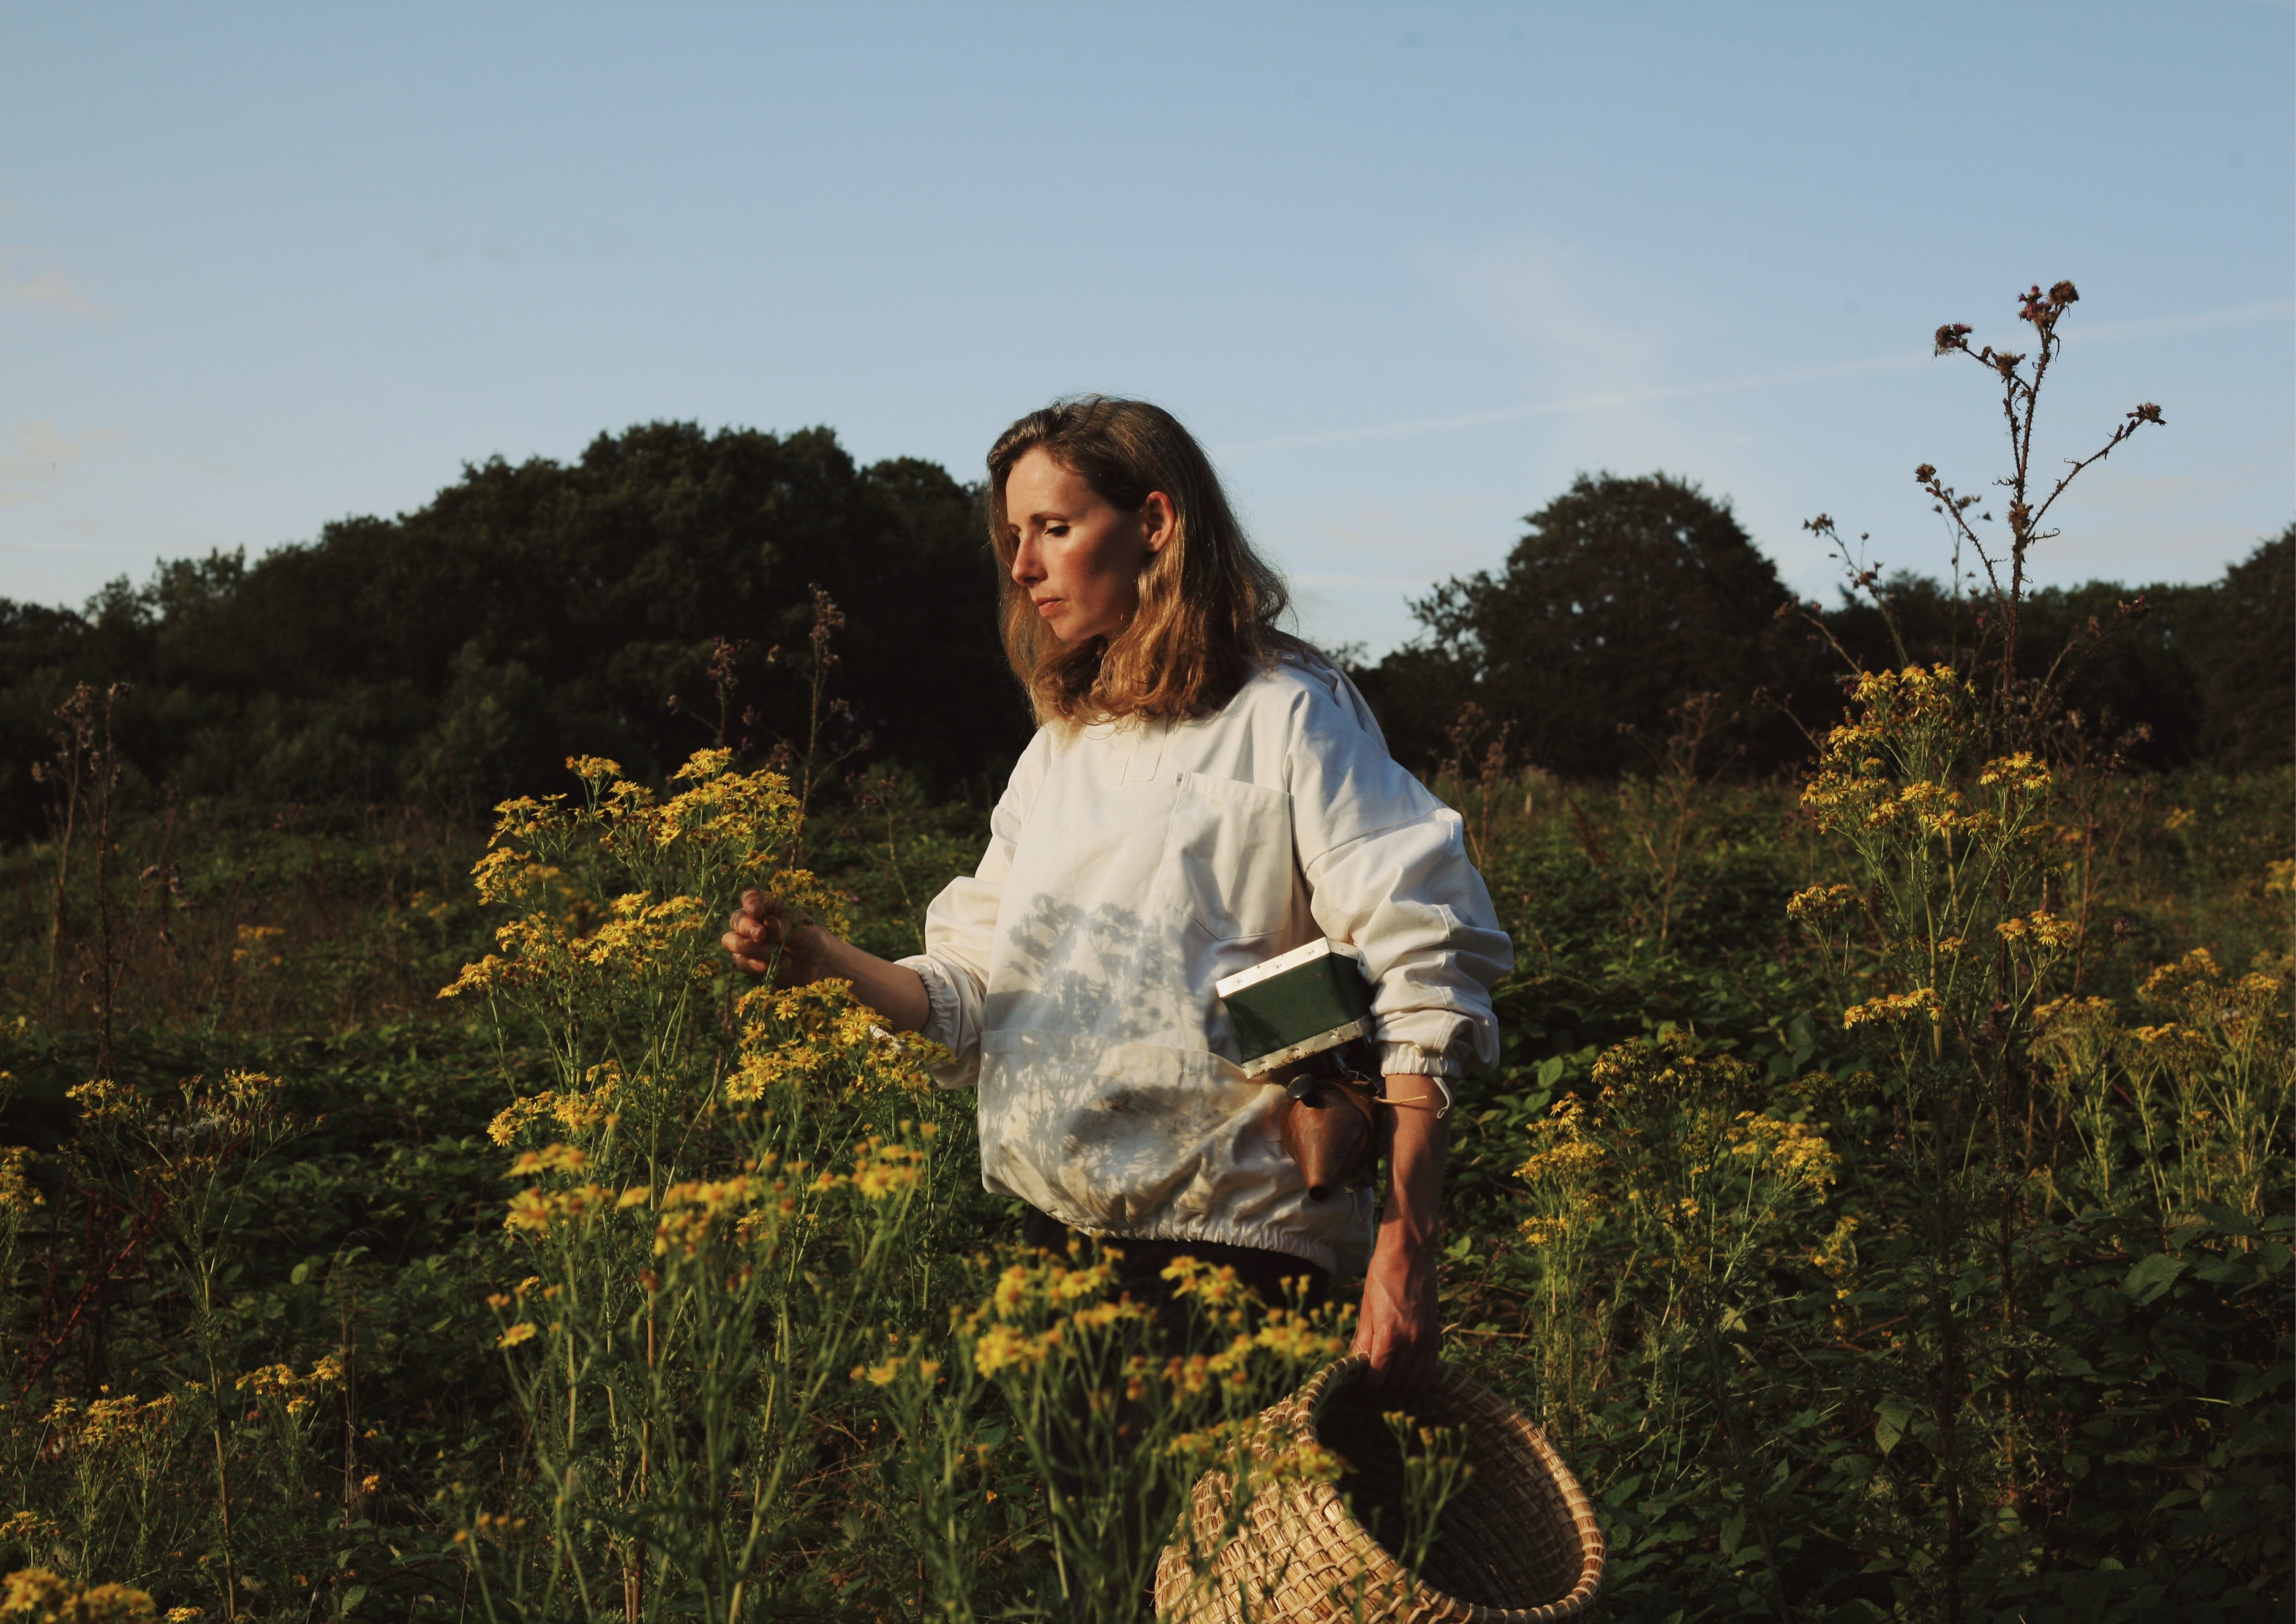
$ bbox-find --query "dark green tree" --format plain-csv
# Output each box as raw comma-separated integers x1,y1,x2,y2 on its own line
0,423,1035,836
1367,473,1811,776
2185,525,2294,770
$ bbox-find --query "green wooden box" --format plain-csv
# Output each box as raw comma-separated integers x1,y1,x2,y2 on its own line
1215,939,1375,1078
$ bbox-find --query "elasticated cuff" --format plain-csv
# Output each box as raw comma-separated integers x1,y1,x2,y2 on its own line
1376,1041,1460,1079
896,954,964,1052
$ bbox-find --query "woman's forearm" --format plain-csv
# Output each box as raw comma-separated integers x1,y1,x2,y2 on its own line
1380,1078,1448,1251
1353,1074,1448,1392
809,933,933,1033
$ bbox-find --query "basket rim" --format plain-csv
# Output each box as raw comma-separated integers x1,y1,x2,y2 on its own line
1289,1355,1607,1623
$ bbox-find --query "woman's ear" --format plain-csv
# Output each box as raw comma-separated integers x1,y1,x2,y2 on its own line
1140,491,1177,555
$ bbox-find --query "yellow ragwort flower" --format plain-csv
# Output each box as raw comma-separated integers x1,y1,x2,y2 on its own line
1842,988,1944,1030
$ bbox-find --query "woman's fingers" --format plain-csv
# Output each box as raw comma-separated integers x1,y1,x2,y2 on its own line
724,891,787,976
722,931,770,974
1352,1247,1440,1396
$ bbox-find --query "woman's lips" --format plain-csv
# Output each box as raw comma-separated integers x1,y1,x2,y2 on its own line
1033,598,1062,616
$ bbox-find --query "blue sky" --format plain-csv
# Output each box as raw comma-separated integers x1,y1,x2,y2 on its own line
2,1,2290,656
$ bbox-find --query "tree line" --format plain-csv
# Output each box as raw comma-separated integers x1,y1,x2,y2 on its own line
0,425,2285,842
1356,471,2293,781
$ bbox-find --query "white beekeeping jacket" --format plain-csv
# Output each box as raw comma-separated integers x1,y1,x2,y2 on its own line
899,654,1512,1277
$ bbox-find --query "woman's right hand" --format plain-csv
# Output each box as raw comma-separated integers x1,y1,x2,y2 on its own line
723,890,834,985
723,891,933,1032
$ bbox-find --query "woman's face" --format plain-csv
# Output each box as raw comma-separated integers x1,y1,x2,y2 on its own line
1004,446,1173,646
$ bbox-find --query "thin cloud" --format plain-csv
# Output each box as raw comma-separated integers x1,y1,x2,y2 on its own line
0,419,118,506
1227,299,2296,457
0,249,115,317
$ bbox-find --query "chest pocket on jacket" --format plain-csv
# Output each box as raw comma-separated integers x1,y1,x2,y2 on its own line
1164,772,1296,942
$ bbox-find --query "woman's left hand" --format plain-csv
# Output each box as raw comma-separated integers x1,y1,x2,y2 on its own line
1352,1081,1448,1395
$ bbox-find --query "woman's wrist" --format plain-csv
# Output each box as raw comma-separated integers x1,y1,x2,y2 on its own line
1379,1085,1447,1249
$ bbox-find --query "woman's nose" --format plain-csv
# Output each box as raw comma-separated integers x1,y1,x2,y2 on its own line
1011,535,1043,584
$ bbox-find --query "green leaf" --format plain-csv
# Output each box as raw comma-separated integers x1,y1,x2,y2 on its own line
339,1585,367,1616
1874,1397,1915,1456
2122,1253,2186,1306
1720,1508,1747,1557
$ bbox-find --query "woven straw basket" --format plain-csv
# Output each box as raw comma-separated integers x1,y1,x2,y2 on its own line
1153,1358,1604,1623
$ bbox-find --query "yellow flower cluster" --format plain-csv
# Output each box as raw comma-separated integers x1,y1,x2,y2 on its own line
1726,1112,1839,1193
2129,1022,2215,1069
1842,988,1944,1030
0,1146,37,1215
1514,1096,1606,1185
465,849,572,911
63,1081,137,1128
2135,947,2292,1057
234,1357,344,1417
2137,947,2221,1011
39,1393,177,1454
444,892,716,1001
507,1143,590,1177
581,893,715,971
850,1332,944,1388
1811,1214,1860,1278
444,748,814,1005
652,1172,771,1256
230,924,286,968
552,751,804,870
728,981,947,1102
0,1569,156,1624
1786,883,1860,922
486,1065,624,1147
1517,1214,1587,1248
1872,778,1983,837
968,1254,1148,1376
849,1135,930,1201
1796,668,2066,862
1997,911,2079,951
504,1183,616,1237
971,1318,1083,1377
1977,751,2052,793
657,750,803,853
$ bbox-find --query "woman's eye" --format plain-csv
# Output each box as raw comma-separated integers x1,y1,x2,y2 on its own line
1045,524,1069,537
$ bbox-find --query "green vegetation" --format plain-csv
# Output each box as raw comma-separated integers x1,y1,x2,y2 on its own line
0,287,2289,1621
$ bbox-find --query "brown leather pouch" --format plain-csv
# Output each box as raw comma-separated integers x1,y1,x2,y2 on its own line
1273,1045,1388,1201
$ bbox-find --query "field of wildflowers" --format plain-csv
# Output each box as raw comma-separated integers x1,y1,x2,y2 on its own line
0,286,2288,1622
0,705,2281,1622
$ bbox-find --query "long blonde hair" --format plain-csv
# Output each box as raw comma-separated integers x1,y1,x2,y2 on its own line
987,397,1302,725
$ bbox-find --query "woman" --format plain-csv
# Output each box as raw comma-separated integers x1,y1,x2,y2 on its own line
723,397,1510,1395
